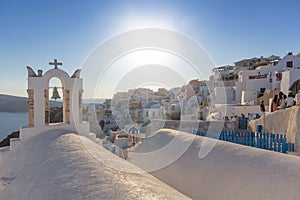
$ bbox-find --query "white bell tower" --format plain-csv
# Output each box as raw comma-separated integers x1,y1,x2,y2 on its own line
20,59,89,140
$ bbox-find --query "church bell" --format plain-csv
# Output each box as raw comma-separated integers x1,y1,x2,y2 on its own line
51,86,61,100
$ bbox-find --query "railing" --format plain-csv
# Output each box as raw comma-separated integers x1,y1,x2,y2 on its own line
192,130,295,154
249,74,267,79
238,117,248,129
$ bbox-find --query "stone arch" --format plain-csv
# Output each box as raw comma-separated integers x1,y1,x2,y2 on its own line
47,77,64,124
43,69,70,88
43,69,71,125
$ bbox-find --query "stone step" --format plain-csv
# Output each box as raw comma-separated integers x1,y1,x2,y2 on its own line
0,146,10,159
10,138,21,151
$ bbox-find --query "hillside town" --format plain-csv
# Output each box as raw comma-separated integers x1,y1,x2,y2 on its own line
84,52,300,137
3,0,300,199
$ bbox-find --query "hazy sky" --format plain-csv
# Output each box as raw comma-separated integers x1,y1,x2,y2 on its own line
1,0,300,97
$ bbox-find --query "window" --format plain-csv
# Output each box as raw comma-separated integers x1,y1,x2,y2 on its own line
276,73,282,81
260,88,266,94
287,61,293,68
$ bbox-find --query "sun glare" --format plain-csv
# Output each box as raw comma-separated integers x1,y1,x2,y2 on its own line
93,49,200,98
119,14,176,31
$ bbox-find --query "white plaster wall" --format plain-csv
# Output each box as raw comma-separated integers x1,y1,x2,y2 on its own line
281,71,291,94
71,78,83,124
272,78,281,91
234,105,262,116
28,79,45,127
241,90,257,104
131,129,300,200
214,86,235,104
235,82,242,103
244,78,271,92
214,87,229,104
235,70,272,103
235,71,251,103
281,69,300,94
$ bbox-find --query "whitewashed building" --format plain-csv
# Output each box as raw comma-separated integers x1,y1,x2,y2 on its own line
210,53,300,105
143,101,165,120
204,53,300,119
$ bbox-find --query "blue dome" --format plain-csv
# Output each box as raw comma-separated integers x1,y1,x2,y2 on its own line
141,120,151,127
143,101,160,109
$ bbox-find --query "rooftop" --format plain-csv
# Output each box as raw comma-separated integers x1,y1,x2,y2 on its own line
0,130,188,199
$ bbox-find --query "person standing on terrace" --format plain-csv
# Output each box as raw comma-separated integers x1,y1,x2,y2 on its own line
260,100,266,112
279,94,287,109
286,93,295,108
278,91,284,104
271,94,278,112
295,90,300,106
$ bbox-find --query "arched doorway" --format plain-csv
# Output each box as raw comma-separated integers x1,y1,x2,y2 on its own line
289,79,300,96
129,127,139,145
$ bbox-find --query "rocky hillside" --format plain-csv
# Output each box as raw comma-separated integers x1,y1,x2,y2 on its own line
0,94,62,112
0,94,28,112
50,107,63,123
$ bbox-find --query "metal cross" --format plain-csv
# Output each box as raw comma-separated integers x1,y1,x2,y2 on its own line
49,59,63,69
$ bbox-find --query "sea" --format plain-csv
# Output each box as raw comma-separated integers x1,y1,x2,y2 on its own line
0,112,28,141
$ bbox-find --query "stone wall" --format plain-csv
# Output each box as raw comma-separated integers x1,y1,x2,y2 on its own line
248,106,300,151
150,119,236,136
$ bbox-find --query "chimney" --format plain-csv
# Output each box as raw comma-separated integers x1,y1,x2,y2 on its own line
37,69,43,77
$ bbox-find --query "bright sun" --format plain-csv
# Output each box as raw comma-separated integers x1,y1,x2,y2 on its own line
118,14,176,31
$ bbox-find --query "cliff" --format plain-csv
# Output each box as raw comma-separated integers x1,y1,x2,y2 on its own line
0,94,62,113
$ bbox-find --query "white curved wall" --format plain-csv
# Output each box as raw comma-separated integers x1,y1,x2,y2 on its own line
130,129,300,199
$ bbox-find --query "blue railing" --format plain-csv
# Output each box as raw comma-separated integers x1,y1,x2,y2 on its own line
238,117,248,129
192,130,295,153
